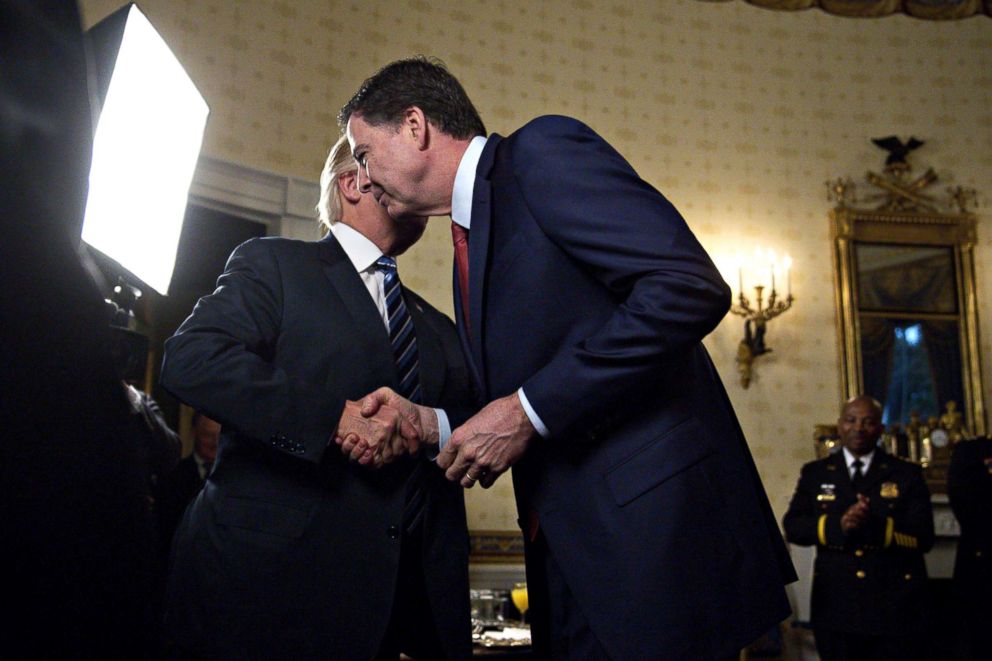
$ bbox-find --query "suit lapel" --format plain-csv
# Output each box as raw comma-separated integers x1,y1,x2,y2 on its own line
403,291,443,406
317,234,396,387
463,134,502,401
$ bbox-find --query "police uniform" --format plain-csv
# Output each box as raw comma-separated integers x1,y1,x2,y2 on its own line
947,437,992,660
784,448,934,661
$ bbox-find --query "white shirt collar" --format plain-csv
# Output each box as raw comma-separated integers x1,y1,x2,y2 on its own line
329,221,384,273
842,447,875,474
451,135,488,230
193,451,211,479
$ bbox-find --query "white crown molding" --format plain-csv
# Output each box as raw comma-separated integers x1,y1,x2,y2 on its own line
188,154,322,241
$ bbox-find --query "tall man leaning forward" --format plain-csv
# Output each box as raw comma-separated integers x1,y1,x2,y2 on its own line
338,57,796,661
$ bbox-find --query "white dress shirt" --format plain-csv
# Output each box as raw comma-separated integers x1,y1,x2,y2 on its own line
451,136,550,439
193,451,212,481
842,447,875,479
328,222,451,448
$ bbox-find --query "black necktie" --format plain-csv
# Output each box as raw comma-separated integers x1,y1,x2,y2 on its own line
851,459,866,493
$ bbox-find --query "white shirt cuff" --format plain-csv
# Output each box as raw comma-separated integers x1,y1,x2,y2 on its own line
427,407,451,460
517,387,549,439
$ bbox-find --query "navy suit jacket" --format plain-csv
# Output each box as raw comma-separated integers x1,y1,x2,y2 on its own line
456,116,796,659
160,235,474,660
948,438,992,605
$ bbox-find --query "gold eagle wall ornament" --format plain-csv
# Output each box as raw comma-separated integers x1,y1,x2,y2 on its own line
826,136,979,215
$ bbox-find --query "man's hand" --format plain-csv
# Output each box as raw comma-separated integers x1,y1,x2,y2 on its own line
338,387,439,466
438,393,535,489
359,387,439,445
840,494,871,533
334,400,419,468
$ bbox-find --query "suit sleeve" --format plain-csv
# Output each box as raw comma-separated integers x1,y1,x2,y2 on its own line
948,442,992,538
847,465,934,553
510,117,731,438
783,464,825,547
160,239,344,464
880,465,935,553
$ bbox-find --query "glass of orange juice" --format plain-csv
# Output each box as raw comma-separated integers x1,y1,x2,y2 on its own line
510,582,528,622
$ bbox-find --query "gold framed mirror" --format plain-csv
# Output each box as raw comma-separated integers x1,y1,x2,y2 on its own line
830,203,986,437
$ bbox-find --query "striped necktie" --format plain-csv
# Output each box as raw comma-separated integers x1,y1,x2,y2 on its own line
376,256,427,532
376,256,422,404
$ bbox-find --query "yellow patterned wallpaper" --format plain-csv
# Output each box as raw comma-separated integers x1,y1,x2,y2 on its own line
80,0,991,531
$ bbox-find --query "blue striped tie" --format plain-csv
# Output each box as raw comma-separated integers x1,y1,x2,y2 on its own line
376,256,422,404
377,256,427,532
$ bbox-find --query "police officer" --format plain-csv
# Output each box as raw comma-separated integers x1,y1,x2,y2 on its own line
947,435,992,660
784,395,934,661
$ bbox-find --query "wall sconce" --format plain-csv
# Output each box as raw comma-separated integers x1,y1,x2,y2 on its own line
729,248,794,388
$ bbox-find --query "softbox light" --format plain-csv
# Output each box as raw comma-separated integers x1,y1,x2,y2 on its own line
82,3,209,296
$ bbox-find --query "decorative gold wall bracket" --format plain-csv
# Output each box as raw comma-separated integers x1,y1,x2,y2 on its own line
731,284,794,388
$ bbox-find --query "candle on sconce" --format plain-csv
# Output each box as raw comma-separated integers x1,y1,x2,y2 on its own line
769,249,777,294
784,254,793,297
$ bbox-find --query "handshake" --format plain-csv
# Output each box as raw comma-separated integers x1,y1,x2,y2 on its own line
332,387,537,489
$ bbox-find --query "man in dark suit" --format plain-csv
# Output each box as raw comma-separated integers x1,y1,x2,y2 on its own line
154,411,219,554
947,435,992,660
784,396,934,661
338,57,795,661
159,135,475,660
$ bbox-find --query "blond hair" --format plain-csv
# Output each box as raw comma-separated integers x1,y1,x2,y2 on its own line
316,134,357,232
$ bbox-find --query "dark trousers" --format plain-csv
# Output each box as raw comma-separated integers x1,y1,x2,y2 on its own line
525,530,612,661
374,521,446,661
814,628,923,661
526,529,742,661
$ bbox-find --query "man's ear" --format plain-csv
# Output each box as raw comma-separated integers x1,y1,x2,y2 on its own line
404,106,429,150
338,171,362,204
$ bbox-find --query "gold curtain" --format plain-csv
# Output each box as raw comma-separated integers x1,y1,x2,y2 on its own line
699,0,991,20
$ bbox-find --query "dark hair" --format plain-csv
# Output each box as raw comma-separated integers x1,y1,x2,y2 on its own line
339,56,486,139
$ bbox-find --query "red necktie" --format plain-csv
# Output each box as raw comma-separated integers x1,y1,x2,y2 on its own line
451,221,470,336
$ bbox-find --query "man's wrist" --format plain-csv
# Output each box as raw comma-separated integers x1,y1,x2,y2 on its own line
432,408,450,450
517,387,548,439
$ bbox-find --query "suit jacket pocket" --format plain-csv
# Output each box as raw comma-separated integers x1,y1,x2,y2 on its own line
216,495,310,539
605,417,713,507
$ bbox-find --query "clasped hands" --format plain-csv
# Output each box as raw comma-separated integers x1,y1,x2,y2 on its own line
840,494,871,534
334,387,535,488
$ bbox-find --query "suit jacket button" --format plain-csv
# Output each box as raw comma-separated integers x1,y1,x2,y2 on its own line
856,570,866,579
387,525,400,540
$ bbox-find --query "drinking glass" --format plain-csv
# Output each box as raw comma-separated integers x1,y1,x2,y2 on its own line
510,582,528,623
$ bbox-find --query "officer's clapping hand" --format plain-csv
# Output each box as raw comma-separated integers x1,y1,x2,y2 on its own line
840,494,871,533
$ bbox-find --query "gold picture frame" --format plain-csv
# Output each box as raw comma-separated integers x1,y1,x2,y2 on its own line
830,205,986,436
